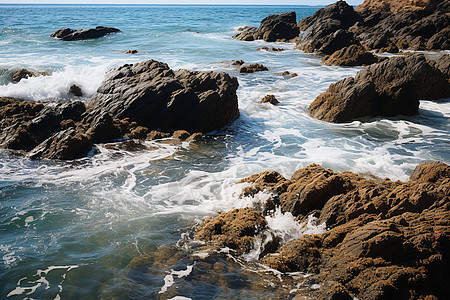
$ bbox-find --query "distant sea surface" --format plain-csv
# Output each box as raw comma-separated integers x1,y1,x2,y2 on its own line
1,4,449,299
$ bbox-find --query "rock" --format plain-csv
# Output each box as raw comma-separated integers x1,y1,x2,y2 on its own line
214,161,450,299
239,63,269,74
257,46,285,51
281,71,297,77
309,54,450,123
231,60,245,66
187,132,203,142
146,130,171,140
11,69,35,83
233,11,299,42
172,130,190,141
295,1,360,55
88,60,239,133
259,94,280,105
196,207,267,255
124,49,138,54
0,100,86,151
434,54,450,79
322,44,381,66
50,26,120,41
83,112,125,144
68,84,83,97
28,128,92,160
126,126,149,139
103,140,148,152
355,0,442,14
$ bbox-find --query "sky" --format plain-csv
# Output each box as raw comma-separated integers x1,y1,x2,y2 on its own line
0,0,364,5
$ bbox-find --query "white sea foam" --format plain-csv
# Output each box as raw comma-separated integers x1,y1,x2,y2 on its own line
159,265,194,294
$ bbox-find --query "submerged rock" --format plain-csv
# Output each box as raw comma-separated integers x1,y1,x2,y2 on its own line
259,94,280,105
11,68,35,83
257,46,285,52
198,161,450,299
309,54,450,123
50,26,120,41
68,84,83,97
233,12,299,42
239,63,269,74
89,60,239,133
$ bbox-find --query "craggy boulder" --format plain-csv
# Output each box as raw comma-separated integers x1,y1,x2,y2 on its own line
295,1,360,55
233,12,299,42
321,44,382,66
196,207,267,255
309,54,450,123
88,60,239,133
50,26,120,41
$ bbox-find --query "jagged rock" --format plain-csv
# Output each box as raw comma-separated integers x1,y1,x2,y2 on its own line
50,26,120,41
88,60,239,133
68,84,83,97
223,161,450,299
196,207,267,255
233,12,299,42
11,69,35,83
322,44,382,66
231,60,245,65
0,100,86,151
257,46,285,51
281,71,298,77
295,1,360,55
172,130,190,140
126,126,149,139
309,54,450,123
355,0,442,14
124,49,138,54
238,63,269,74
146,130,171,140
28,128,92,160
187,132,203,142
83,112,125,144
259,94,280,105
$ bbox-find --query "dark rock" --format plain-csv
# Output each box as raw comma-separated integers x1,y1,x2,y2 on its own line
309,54,450,123
257,46,285,51
231,60,245,66
126,126,149,139
50,26,120,41
28,128,92,160
172,130,190,141
281,71,297,78
103,140,148,152
124,49,138,54
84,112,124,144
68,84,83,97
322,44,381,66
239,63,268,74
196,207,267,255
233,12,299,42
146,130,171,140
259,94,280,105
434,54,450,80
187,132,203,142
12,69,35,83
295,1,360,55
355,0,442,14
88,60,239,133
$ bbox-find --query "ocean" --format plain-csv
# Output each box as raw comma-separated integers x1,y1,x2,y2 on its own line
0,4,449,299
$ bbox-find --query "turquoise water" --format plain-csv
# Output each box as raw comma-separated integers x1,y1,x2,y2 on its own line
1,4,449,299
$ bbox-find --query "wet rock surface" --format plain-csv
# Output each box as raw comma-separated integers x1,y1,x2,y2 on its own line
0,59,238,159
233,12,299,42
321,44,382,66
238,63,269,74
309,54,450,123
89,59,239,133
50,26,120,41
196,161,450,299
259,94,280,105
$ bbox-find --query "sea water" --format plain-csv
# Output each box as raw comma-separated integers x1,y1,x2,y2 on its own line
0,4,449,299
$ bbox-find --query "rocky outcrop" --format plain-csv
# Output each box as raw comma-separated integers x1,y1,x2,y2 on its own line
238,63,269,74
68,84,83,97
11,69,35,83
259,94,280,105
233,12,299,42
88,60,239,133
197,161,450,299
295,1,360,55
355,0,442,14
321,44,382,66
50,26,120,41
309,54,450,123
